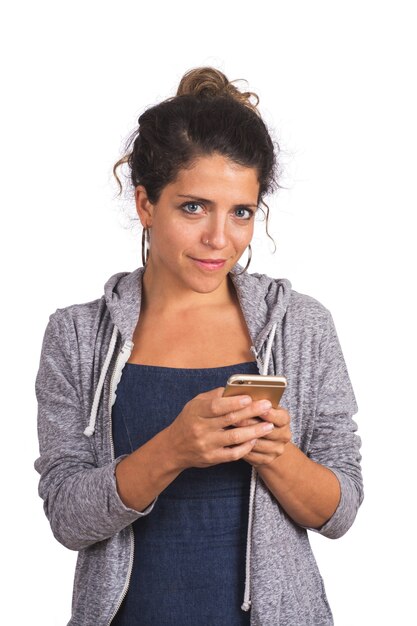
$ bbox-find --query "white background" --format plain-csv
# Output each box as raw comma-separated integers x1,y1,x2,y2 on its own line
1,1,415,624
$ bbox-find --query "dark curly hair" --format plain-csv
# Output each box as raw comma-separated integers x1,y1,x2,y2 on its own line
113,67,280,241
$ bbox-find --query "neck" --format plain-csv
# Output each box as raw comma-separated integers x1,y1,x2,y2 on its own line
141,263,237,316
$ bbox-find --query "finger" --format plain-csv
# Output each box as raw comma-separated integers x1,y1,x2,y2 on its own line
232,417,263,428
238,403,291,425
217,402,279,430
198,390,254,419
247,437,277,452
215,399,273,427
243,437,288,463
255,407,291,427
218,420,275,447
251,427,292,448
213,438,258,464
243,449,276,465
198,400,272,432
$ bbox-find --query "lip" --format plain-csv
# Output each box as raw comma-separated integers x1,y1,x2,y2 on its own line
189,257,227,271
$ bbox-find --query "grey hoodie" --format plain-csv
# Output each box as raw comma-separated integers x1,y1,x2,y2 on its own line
34,265,363,626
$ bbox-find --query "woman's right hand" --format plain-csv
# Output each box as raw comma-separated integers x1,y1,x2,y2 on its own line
166,387,275,470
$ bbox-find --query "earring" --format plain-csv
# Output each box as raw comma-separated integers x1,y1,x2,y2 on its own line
234,244,252,275
142,227,150,266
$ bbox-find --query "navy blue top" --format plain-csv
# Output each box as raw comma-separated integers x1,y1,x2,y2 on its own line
111,360,259,626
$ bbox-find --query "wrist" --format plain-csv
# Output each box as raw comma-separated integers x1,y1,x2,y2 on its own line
159,426,187,473
115,427,184,512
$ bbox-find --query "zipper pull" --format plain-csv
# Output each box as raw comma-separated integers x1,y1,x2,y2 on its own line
122,339,134,354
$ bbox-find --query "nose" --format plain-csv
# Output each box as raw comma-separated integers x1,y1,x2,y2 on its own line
202,213,228,249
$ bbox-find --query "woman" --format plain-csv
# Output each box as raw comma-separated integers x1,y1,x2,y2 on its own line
34,67,363,625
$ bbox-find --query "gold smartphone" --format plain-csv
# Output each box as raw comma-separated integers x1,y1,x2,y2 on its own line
222,374,287,408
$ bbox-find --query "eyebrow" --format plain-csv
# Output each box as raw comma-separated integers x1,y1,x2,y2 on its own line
176,194,258,209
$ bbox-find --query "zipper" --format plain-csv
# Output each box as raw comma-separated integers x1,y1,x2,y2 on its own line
106,527,135,625
106,338,135,626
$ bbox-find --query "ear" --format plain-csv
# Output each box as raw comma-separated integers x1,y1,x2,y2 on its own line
135,186,154,228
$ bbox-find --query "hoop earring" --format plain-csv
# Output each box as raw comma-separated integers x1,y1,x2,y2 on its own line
141,227,150,266
234,244,252,275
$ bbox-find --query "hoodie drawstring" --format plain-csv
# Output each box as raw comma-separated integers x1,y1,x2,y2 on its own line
241,322,278,611
84,327,133,438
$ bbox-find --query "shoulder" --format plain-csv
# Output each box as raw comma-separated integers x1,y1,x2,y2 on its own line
48,295,107,330
239,269,332,330
43,295,110,358
287,288,332,328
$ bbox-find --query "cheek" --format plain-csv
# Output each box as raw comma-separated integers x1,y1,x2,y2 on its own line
152,223,198,260
234,224,254,248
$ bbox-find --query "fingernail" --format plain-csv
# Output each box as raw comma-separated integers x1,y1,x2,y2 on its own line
240,396,252,406
262,423,274,432
260,401,272,411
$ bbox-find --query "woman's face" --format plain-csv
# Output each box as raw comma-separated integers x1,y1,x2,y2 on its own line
135,153,260,297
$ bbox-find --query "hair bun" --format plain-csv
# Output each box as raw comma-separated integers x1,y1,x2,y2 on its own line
176,66,260,115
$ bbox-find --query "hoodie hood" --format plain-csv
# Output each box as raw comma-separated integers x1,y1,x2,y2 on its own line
103,264,292,353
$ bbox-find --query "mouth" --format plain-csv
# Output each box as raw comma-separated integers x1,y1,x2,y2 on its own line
189,257,227,271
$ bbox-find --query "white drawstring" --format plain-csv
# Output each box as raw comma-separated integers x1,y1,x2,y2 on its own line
241,322,278,611
263,323,277,375
84,325,119,437
241,463,257,611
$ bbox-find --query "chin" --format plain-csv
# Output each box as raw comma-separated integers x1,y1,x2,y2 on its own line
186,272,228,294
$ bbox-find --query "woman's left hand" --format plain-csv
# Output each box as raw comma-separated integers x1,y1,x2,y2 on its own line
234,406,292,468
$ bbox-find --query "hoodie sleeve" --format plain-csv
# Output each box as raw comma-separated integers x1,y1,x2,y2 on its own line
305,310,363,539
34,310,157,551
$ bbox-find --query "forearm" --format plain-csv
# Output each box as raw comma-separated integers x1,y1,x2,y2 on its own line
115,426,183,511
256,442,341,529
